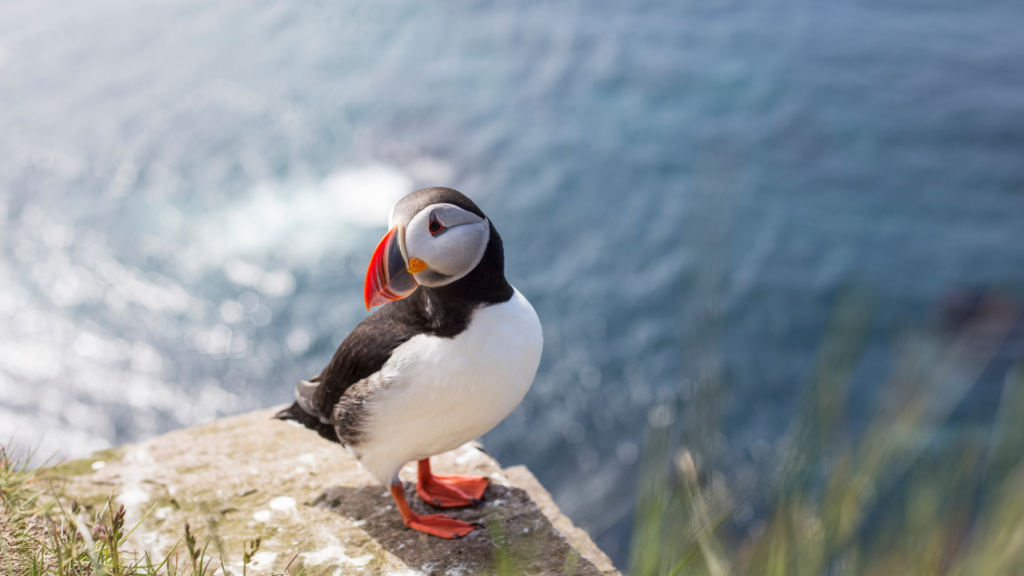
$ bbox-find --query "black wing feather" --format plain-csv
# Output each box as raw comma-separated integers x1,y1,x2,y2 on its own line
273,294,433,443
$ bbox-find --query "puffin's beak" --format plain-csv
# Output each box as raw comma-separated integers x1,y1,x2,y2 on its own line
364,224,419,310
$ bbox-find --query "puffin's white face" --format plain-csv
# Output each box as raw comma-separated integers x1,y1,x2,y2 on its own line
400,203,490,288
364,202,490,308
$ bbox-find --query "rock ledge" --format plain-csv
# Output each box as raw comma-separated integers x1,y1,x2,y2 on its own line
49,408,620,576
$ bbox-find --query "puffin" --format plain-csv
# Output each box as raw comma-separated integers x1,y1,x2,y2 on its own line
275,187,543,538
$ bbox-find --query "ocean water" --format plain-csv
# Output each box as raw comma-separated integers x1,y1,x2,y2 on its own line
2,0,1024,565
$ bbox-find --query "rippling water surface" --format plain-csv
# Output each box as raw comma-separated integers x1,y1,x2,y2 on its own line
2,0,1024,564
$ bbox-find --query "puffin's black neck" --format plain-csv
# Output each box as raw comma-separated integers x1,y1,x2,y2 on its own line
405,222,514,337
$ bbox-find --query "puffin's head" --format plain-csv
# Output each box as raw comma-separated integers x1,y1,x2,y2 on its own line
364,187,492,309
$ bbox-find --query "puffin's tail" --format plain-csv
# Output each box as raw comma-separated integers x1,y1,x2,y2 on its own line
273,379,341,443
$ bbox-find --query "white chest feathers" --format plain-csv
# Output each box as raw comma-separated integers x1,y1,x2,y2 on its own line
353,288,543,484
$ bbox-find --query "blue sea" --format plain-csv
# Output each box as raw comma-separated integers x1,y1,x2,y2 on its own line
2,0,1023,566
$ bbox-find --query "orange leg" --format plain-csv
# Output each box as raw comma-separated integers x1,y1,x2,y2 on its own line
390,483,479,538
416,458,489,508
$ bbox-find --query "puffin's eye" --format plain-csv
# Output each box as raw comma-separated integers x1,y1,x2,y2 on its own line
428,215,446,236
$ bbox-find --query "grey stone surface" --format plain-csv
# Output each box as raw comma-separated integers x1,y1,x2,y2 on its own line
50,407,621,575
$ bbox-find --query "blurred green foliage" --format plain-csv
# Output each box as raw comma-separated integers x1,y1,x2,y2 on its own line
0,448,320,576
629,292,1024,575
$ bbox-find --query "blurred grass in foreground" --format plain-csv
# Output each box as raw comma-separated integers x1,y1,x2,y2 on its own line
0,446,320,576
630,291,1024,575
1,446,215,576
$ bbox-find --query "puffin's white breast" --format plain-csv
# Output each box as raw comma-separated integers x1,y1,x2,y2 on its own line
352,288,542,484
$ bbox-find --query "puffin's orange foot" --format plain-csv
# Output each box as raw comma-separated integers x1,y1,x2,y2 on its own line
405,513,480,539
417,473,489,507
390,481,480,539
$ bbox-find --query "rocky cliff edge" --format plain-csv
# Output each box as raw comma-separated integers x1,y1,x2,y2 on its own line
47,407,621,576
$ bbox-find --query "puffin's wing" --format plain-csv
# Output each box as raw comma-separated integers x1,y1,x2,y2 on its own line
274,398,338,441
274,297,425,439
294,377,323,419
